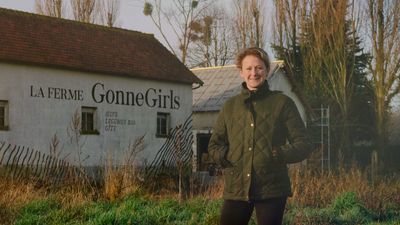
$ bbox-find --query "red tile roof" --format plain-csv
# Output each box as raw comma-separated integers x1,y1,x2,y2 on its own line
0,8,203,85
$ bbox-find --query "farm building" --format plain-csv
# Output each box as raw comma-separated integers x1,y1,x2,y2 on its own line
191,63,313,171
0,8,202,167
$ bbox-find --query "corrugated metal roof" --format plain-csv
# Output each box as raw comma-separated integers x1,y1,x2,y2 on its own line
192,62,283,112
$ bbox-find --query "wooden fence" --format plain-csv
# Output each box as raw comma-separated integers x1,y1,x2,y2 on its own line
145,114,194,180
0,114,195,188
0,141,73,187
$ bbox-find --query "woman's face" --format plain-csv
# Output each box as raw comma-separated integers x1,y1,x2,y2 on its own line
239,54,267,91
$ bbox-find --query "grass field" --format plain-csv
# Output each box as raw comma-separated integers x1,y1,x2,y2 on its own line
1,166,399,225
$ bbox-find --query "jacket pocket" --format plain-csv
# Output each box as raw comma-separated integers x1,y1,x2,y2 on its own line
223,167,241,194
226,148,243,164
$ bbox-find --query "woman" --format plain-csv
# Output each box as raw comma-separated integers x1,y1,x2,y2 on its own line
208,47,312,225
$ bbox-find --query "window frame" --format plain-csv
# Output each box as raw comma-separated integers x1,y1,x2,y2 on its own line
156,112,170,138
0,100,9,131
81,106,99,135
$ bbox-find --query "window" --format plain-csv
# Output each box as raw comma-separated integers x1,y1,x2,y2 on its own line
156,112,170,137
81,107,98,134
0,101,9,130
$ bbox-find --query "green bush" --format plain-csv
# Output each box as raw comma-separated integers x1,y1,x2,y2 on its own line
331,192,375,224
283,192,394,225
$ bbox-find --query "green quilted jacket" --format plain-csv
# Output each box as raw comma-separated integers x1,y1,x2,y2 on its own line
208,81,312,201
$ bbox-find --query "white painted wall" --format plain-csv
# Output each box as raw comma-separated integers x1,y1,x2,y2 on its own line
192,112,218,131
0,62,193,166
268,71,307,123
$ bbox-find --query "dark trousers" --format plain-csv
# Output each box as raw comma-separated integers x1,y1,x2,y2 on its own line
220,197,287,225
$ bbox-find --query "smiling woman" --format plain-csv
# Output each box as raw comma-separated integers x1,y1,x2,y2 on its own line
236,47,271,91
208,47,313,225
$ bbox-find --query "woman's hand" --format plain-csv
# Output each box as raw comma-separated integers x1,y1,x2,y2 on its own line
272,146,283,162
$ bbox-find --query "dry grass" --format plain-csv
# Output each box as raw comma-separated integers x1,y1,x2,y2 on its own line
0,177,47,224
103,159,141,201
103,135,145,201
196,165,399,215
0,163,398,224
0,178,45,205
289,166,400,213
193,174,224,200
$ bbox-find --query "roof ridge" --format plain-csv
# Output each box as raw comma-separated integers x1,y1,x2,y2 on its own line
190,60,285,71
191,65,236,71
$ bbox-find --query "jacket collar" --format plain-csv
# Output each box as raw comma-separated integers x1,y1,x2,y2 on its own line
241,81,271,102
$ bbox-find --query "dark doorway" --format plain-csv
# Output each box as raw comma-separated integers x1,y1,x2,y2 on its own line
197,133,212,171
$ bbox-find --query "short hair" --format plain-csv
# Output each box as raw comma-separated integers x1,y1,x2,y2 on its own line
235,47,271,73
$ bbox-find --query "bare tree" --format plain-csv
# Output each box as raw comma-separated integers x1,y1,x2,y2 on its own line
35,0,65,18
71,0,98,23
272,0,371,166
272,0,306,83
99,0,121,27
187,6,235,67
232,0,265,50
303,0,371,165
66,109,88,167
366,0,400,170
143,0,210,65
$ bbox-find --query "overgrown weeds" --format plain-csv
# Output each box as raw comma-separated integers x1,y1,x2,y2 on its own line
1,164,399,225
289,166,400,215
103,135,145,201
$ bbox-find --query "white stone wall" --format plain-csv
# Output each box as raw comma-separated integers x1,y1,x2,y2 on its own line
192,111,218,130
268,71,307,123
0,62,193,166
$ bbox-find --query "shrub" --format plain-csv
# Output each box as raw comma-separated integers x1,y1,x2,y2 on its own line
331,191,376,224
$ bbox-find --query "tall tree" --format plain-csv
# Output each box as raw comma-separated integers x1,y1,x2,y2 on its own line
71,0,98,23
272,0,372,166
187,7,235,67
366,0,400,169
232,0,265,50
143,0,210,65
304,0,373,165
99,0,120,27
35,0,65,18
272,0,305,88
